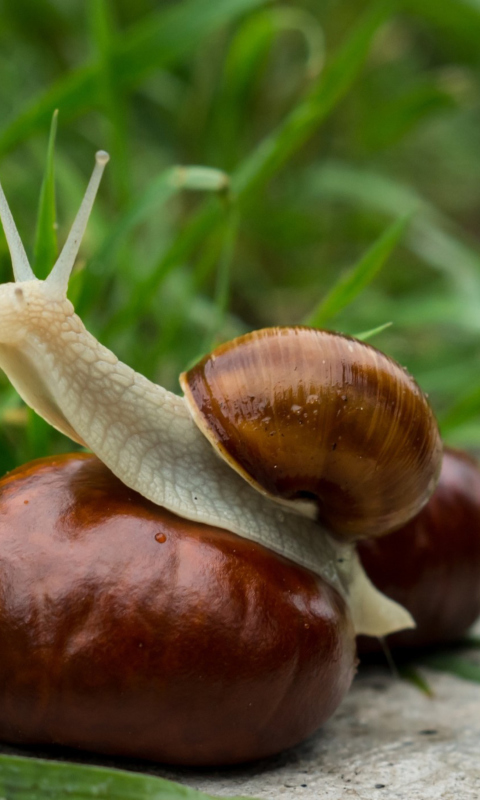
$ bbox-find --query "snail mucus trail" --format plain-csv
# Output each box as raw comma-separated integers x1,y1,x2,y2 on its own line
0,150,431,638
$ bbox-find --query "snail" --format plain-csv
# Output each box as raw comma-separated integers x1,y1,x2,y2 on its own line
358,446,480,651
0,152,442,634
0,150,444,764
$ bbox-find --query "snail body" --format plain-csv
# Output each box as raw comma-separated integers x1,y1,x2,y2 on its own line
0,453,357,765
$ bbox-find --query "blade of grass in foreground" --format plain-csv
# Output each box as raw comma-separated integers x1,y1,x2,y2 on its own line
30,110,60,460
33,110,58,279
0,754,256,800
305,215,410,328
399,665,434,698
354,322,393,341
420,654,480,684
200,206,240,356
89,0,130,207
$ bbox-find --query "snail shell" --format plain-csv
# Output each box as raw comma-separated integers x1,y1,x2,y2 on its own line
181,327,443,542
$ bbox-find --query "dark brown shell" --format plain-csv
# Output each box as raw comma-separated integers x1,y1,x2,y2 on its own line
358,446,480,650
181,327,442,542
0,453,356,766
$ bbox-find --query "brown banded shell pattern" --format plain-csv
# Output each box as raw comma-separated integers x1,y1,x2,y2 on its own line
181,328,443,542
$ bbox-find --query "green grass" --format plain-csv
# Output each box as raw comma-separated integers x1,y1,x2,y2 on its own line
0,754,256,800
0,0,478,472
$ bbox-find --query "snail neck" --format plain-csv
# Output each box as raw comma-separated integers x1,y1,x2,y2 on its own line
0,297,189,472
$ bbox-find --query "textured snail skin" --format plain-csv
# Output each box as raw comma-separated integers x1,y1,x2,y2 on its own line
181,327,442,542
0,453,356,766
357,447,480,650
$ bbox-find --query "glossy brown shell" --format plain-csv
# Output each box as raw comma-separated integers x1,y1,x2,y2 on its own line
181,327,442,541
0,453,356,766
358,447,480,650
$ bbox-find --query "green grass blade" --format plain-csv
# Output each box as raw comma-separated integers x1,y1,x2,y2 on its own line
399,665,434,698
305,215,410,327
0,0,269,156
354,322,393,341
421,654,480,684
176,168,230,193
89,0,130,207
23,110,58,460
0,754,256,800
33,109,58,279
223,5,325,96
202,207,240,353
271,7,325,78
30,114,74,459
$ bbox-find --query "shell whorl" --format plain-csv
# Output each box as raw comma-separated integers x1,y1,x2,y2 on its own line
181,327,443,541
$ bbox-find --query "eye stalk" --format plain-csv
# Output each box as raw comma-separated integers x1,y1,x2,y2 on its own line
0,176,34,282
0,150,109,292
46,151,109,295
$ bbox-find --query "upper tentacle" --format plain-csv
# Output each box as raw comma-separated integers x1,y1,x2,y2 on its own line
46,151,109,295
0,178,35,282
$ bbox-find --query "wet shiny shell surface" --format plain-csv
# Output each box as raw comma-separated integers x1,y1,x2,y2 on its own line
0,453,356,766
358,447,480,649
181,327,442,541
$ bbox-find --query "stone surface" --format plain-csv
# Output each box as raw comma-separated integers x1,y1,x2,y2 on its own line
1,628,480,799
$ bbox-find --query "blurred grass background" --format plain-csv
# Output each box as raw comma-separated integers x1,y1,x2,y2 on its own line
0,0,479,471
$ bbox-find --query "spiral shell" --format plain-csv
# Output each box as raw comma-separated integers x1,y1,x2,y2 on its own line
181,327,443,542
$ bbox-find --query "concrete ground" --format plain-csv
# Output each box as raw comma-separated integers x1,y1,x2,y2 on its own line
174,655,480,799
